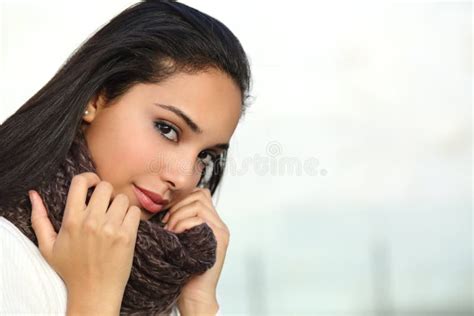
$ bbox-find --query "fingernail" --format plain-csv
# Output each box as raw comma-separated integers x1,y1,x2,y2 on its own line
28,190,34,202
164,224,169,230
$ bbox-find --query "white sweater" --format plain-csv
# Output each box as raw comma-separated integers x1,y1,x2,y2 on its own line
0,215,213,315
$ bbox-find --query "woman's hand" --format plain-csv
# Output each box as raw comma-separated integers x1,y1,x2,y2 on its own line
161,187,230,313
29,172,142,316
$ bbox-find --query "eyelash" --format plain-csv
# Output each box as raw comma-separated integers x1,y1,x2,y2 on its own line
153,121,218,165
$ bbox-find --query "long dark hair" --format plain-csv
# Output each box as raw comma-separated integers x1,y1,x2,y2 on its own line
0,0,252,209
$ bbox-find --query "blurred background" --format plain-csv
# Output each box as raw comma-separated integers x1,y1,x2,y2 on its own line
0,0,472,315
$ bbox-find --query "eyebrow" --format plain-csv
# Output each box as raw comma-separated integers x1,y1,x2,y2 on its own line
154,102,230,151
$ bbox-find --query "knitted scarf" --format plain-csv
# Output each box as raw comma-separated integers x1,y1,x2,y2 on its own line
0,127,217,315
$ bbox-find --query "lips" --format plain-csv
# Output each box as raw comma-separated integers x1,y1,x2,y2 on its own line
135,185,168,204
133,184,169,214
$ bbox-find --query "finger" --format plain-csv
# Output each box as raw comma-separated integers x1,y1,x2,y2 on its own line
162,191,212,224
105,193,130,227
161,210,171,223
164,200,208,231
196,188,214,208
170,216,205,234
189,188,213,210
121,205,141,241
29,190,57,261
86,181,114,219
164,189,213,222
64,172,101,222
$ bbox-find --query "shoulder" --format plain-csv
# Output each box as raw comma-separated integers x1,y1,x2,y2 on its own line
0,216,40,261
0,216,67,315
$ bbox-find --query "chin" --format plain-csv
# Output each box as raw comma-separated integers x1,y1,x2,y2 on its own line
139,210,153,221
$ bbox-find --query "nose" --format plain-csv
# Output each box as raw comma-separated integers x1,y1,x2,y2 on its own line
154,151,201,190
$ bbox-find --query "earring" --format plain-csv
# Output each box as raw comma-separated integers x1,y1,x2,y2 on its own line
84,110,90,116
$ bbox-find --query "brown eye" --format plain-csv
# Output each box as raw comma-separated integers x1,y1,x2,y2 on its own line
198,152,216,185
154,121,178,142
198,151,216,166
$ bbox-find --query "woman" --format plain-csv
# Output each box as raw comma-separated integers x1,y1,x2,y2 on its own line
0,0,252,315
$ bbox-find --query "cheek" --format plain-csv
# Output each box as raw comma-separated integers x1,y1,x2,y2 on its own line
86,116,158,183
121,128,158,172
86,113,205,189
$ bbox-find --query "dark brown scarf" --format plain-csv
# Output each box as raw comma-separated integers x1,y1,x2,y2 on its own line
0,127,217,315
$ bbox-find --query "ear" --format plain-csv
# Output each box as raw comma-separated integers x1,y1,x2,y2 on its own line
82,91,107,123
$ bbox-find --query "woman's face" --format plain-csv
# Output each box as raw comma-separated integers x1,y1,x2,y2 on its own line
81,68,242,220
